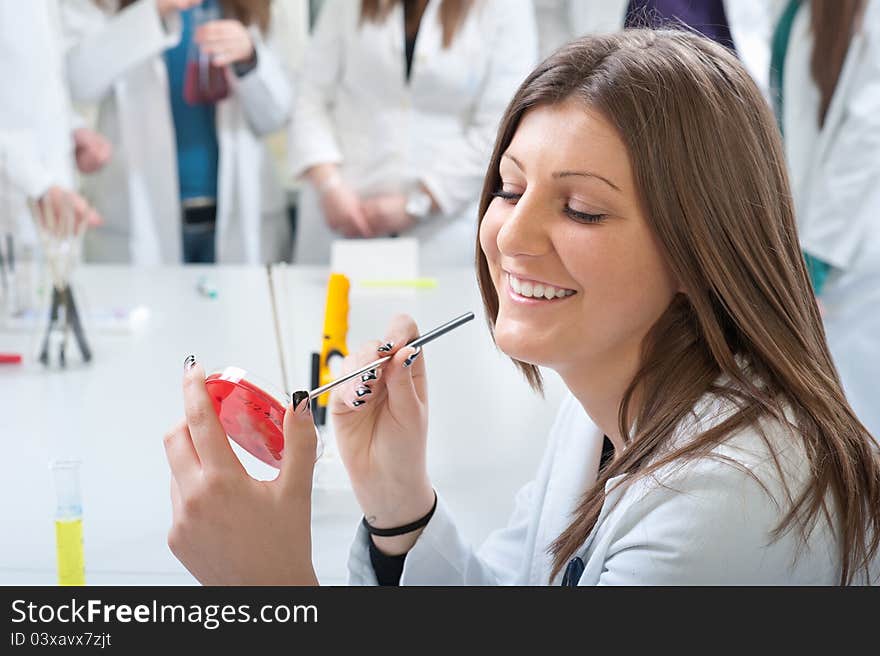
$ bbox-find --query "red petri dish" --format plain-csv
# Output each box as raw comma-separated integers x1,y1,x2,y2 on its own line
205,368,288,468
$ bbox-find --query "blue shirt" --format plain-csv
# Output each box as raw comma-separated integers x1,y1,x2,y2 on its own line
164,1,220,201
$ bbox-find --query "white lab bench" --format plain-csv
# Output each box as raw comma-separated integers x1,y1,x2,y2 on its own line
0,265,565,585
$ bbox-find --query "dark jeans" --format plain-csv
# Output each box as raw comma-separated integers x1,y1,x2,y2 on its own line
182,205,216,264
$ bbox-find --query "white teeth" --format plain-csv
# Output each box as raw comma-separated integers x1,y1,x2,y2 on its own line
508,274,574,301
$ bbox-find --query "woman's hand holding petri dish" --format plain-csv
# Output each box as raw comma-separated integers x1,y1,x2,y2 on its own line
163,357,320,585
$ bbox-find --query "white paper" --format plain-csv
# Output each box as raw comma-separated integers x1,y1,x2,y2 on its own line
329,237,419,283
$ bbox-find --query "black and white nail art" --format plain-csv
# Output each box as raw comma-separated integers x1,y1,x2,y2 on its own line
291,390,311,414
403,346,422,368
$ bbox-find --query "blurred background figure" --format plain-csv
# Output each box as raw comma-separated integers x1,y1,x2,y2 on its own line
288,0,538,266
770,0,880,438
535,0,772,95
0,0,104,244
62,0,299,265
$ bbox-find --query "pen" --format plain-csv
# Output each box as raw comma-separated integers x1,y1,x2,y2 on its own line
304,311,474,401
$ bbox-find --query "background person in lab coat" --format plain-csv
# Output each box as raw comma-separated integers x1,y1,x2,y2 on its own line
288,0,538,266
0,0,104,240
163,32,880,586
770,0,880,439
62,0,295,265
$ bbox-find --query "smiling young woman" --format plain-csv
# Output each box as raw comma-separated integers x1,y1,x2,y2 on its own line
474,30,880,584
164,29,880,587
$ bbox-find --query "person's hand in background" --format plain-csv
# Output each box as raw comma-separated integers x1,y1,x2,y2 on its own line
33,186,102,236
362,194,415,237
195,19,256,67
322,185,373,237
163,357,320,585
306,164,372,238
73,128,112,175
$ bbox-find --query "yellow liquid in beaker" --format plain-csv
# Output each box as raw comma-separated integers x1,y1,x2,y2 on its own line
55,518,85,586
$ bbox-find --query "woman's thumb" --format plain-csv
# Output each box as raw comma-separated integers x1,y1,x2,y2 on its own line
280,391,319,497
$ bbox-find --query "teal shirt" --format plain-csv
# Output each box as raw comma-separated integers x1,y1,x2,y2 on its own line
163,1,220,201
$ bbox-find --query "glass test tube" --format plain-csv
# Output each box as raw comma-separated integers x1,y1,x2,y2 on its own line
51,460,86,586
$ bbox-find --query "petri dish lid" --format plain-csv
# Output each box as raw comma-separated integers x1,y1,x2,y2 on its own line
205,367,289,468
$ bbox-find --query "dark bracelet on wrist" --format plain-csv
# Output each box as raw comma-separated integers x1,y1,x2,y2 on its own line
362,491,438,537
233,53,258,77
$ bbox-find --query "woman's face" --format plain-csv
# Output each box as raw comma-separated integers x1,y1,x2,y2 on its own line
479,99,678,375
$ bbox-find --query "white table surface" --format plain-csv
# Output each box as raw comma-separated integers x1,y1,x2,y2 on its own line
0,265,565,585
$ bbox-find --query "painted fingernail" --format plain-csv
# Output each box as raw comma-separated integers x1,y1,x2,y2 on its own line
377,342,394,353
355,386,372,397
361,370,377,382
352,399,366,407
292,390,311,415
403,346,422,368
183,354,196,371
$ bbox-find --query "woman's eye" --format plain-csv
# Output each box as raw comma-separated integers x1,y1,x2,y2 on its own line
492,187,606,224
564,206,606,224
492,189,522,204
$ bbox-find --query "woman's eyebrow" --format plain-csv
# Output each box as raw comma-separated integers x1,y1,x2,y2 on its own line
501,153,621,192
502,153,525,170
553,170,621,192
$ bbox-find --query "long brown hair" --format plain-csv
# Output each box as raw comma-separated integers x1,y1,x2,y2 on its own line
810,0,866,126
360,0,474,48
475,31,880,585
106,0,270,32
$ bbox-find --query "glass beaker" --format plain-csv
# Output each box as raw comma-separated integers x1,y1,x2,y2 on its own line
183,3,231,105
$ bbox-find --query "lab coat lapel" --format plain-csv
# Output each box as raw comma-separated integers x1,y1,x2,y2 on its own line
572,473,630,585
812,28,866,167
407,0,442,85
533,421,605,585
115,59,181,265
385,2,408,87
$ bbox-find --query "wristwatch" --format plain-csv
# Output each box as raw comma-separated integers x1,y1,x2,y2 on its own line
405,188,434,222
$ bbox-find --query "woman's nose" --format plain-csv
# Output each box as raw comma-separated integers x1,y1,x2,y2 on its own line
495,191,552,258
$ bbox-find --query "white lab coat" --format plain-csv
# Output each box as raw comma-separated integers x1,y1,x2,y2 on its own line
289,0,537,266
779,1,880,439
0,0,74,237
348,389,868,585
61,0,294,265
566,0,773,96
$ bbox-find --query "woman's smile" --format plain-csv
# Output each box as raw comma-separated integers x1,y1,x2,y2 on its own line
503,271,577,305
